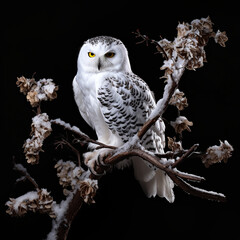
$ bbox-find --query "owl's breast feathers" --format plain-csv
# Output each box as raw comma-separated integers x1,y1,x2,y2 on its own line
97,72,165,153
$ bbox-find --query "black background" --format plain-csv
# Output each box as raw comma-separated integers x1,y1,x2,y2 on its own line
3,1,239,239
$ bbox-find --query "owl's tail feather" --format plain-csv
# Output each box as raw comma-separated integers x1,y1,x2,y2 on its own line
132,158,175,203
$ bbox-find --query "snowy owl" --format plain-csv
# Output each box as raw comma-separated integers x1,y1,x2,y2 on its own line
73,36,174,202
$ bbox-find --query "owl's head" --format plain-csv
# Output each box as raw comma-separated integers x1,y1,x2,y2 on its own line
77,36,131,73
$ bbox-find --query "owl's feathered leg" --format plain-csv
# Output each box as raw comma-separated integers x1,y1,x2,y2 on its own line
84,148,113,176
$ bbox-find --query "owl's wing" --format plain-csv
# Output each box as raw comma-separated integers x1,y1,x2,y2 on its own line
97,72,165,152
97,73,174,201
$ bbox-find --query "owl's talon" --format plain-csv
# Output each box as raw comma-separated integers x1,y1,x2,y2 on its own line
97,154,108,167
89,164,106,177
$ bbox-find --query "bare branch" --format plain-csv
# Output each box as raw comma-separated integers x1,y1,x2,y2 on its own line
55,138,81,166
104,148,226,202
132,29,169,59
137,60,187,140
13,162,39,190
171,144,199,168
166,171,226,202
51,118,116,150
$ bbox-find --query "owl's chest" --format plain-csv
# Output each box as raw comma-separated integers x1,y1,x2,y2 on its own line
78,73,104,107
75,73,107,126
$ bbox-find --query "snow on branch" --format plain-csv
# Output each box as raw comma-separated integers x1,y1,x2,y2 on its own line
6,188,56,218
7,16,233,240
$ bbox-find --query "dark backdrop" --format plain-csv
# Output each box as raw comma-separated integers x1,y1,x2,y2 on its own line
3,1,239,239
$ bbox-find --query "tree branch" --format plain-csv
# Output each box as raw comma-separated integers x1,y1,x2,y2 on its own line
55,138,82,166
55,191,84,240
171,144,199,168
137,60,187,140
104,148,225,202
51,119,116,150
13,162,39,190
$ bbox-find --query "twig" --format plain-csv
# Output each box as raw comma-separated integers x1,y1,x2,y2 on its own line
166,171,226,202
133,29,169,60
55,138,81,166
13,162,39,190
51,119,116,150
104,148,226,202
171,144,199,168
137,58,187,141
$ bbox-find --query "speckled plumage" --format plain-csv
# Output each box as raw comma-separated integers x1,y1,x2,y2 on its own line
73,36,174,202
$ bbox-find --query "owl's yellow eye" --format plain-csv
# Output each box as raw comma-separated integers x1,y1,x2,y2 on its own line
88,52,96,58
105,52,115,58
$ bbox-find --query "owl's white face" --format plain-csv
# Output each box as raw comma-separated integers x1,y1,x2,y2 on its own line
77,36,131,74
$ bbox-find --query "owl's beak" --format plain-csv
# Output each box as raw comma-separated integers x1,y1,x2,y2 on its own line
97,59,102,71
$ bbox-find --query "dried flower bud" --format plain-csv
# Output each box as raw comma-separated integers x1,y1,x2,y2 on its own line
170,116,193,134
55,160,84,188
214,30,228,47
177,22,190,38
191,16,213,34
16,76,58,107
169,89,188,110
202,140,233,168
16,76,36,94
158,38,173,59
167,137,183,152
26,90,39,107
55,160,98,203
23,113,52,164
159,16,226,76
6,198,28,217
6,189,56,218
79,179,98,204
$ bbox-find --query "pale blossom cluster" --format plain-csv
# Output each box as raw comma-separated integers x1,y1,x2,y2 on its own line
169,89,188,111
159,16,228,73
170,116,193,134
55,160,98,203
167,137,183,153
6,189,56,218
202,140,233,168
16,76,58,107
23,113,52,164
